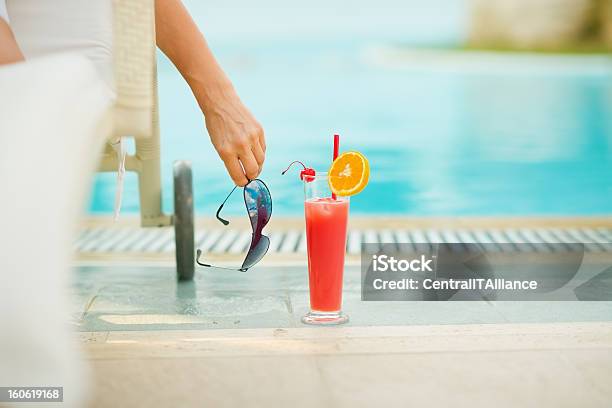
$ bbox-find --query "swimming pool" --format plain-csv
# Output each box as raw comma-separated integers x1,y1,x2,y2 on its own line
88,0,612,216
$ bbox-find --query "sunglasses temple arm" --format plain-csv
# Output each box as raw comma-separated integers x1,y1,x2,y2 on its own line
216,185,238,225
196,250,247,271
195,249,209,267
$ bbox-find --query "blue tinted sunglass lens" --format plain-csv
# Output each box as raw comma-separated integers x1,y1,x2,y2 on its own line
241,234,270,270
244,180,272,232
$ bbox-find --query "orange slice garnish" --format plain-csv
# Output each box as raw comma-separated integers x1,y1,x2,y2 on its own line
328,151,370,196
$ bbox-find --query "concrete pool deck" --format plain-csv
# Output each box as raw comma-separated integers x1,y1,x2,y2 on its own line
73,216,612,407
72,265,612,331
72,263,612,407
82,322,612,408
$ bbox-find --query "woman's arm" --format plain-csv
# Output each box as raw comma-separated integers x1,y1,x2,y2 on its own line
155,0,265,186
0,16,24,65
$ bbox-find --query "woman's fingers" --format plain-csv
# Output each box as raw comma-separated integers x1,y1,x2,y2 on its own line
252,140,265,172
221,154,249,186
218,136,263,186
258,127,266,152
239,149,260,181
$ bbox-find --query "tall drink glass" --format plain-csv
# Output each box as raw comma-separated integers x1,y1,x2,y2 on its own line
302,172,349,325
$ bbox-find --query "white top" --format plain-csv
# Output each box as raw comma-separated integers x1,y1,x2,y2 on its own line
7,0,114,88
0,0,8,22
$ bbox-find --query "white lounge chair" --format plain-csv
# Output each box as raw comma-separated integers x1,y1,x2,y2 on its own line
100,0,196,280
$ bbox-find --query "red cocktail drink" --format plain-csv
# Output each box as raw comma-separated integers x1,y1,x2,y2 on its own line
302,173,349,325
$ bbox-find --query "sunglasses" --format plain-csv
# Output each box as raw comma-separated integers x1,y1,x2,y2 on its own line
196,179,272,272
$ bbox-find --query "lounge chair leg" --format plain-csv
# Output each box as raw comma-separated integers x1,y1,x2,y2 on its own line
173,160,195,280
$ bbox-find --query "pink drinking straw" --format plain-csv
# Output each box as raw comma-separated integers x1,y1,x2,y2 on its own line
332,133,339,200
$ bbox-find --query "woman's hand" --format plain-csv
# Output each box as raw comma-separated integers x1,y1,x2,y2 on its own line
155,0,266,186
200,84,266,186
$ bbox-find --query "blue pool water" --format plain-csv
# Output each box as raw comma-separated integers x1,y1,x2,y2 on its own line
89,0,612,216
